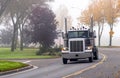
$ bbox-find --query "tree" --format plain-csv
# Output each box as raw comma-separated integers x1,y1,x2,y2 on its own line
117,0,120,18
55,5,72,30
0,27,13,45
92,0,105,46
29,6,57,54
80,0,105,46
80,0,118,46
3,0,48,51
104,0,118,46
0,0,11,18
80,9,91,26
22,25,33,47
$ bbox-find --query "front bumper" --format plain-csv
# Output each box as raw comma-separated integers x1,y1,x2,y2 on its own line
62,51,93,59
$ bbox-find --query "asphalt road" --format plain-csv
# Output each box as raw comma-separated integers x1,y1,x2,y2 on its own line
1,48,120,78
74,48,120,78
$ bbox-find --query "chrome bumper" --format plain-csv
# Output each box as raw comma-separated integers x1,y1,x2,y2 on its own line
62,52,92,59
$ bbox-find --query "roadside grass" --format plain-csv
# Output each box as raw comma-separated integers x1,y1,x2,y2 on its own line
0,60,28,72
0,48,59,59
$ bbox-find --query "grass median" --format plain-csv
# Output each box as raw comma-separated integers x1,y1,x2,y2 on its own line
0,48,59,59
0,60,28,72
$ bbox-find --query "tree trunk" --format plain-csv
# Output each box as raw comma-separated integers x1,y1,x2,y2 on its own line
98,21,104,47
20,37,23,51
10,14,19,52
98,23,100,47
109,31,112,46
11,25,16,52
14,27,18,49
109,24,113,46
20,25,23,51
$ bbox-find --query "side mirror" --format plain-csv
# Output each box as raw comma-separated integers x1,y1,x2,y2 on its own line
89,32,93,37
93,31,96,38
89,31,96,38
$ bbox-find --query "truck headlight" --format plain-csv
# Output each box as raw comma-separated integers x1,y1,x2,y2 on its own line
62,47,69,53
86,46,92,50
62,47,68,51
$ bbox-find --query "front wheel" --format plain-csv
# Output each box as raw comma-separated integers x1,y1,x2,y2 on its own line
62,58,68,64
93,47,99,60
89,56,93,62
94,52,99,60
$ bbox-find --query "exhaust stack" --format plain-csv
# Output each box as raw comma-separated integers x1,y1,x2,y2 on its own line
64,18,68,48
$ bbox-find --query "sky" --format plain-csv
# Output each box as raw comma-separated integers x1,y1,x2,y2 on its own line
51,0,120,46
51,0,90,26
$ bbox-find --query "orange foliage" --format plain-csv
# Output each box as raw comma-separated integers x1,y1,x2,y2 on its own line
79,0,119,26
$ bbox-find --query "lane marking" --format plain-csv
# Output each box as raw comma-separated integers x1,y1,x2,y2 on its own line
62,53,107,78
23,60,31,63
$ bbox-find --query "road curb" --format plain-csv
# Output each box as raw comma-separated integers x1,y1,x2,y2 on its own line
0,65,33,76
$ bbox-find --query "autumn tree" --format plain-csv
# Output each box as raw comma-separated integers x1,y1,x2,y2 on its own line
117,0,120,9
92,0,105,46
104,0,118,46
80,9,91,26
80,0,105,46
29,6,57,54
80,0,119,46
117,0,120,18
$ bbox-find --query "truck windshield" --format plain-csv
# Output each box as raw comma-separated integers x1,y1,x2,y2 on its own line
68,31,89,38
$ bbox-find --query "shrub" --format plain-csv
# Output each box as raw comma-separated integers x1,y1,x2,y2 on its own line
36,46,61,56
36,47,46,55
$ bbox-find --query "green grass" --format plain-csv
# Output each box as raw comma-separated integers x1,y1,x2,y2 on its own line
0,60,28,72
0,48,57,59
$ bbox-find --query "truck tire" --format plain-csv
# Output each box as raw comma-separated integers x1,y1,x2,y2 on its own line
93,47,99,60
94,52,98,60
89,57,93,62
62,58,68,64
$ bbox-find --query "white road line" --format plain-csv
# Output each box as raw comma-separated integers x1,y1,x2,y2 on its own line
23,60,31,63
62,53,107,78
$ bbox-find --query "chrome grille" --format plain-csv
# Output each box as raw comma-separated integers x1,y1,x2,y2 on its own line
70,41,83,52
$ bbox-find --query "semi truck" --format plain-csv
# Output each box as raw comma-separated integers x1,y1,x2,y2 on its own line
61,17,99,64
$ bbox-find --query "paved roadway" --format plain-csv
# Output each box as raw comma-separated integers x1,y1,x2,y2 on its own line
73,48,120,78
1,48,120,78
